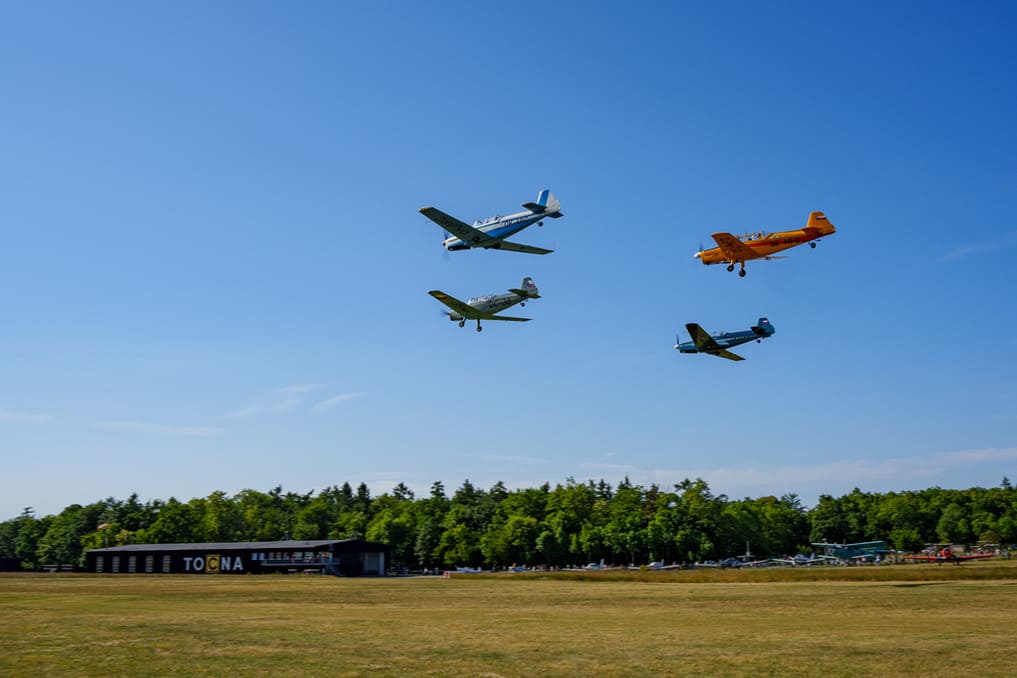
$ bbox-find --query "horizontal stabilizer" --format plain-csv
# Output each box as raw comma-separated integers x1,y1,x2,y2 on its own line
509,289,541,298
521,202,547,213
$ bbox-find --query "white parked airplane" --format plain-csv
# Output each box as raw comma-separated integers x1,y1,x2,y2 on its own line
419,189,563,255
428,277,540,332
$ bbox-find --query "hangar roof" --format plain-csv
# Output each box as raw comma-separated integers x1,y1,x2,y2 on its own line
87,539,388,554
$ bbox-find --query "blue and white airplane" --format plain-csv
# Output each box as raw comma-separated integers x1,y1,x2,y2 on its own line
428,277,540,332
419,189,563,255
675,318,775,361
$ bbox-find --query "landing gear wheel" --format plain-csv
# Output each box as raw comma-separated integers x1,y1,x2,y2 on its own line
738,269,746,277
476,325,483,332
520,302,525,307
810,242,817,249
726,264,735,272
459,320,466,328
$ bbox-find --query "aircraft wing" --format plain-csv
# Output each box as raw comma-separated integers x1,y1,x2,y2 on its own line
495,240,553,255
487,315,530,322
685,324,745,360
428,290,476,318
419,207,491,245
686,323,721,351
711,232,757,261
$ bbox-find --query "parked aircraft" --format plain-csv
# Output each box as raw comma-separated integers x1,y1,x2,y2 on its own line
675,317,775,361
420,189,563,255
627,560,681,571
905,546,996,565
783,553,829,566
695,211,836,276
564,559,619,572
811,540,892,563
428,277,540,332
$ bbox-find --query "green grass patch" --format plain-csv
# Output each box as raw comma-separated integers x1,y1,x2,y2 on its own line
2,564,1016,676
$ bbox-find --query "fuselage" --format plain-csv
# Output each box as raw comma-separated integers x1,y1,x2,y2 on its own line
676,328,765,354
446,291,525,321
696,226,831,265
443,210,544,250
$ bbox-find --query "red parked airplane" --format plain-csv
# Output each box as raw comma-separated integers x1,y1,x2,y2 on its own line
904,546,995,565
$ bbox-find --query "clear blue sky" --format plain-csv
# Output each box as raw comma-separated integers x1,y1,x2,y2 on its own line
3,1,1016,519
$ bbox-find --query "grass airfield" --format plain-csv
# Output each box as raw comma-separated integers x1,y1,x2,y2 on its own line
2,562,1016,676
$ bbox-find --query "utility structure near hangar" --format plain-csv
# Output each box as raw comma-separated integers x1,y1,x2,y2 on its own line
85,539,390,576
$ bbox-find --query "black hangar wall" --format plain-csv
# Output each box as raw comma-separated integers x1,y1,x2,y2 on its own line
84,539,390,576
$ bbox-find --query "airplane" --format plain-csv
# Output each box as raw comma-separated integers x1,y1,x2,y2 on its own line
904,546,996,565
428,277,540,332
811,540,892,563
779,553,830,567
419,189,563,255
695,210,836,277
627,560,681,571
675,317,775,361
563,559,619,572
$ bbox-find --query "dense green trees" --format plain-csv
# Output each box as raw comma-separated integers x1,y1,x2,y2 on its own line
2,479,1016,571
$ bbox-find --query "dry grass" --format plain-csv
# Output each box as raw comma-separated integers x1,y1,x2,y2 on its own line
2,563,1016,676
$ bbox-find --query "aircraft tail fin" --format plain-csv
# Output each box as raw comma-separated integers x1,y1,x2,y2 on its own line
806,211,835,235
751,317,775,336
509,276,540,299
523,189,563,217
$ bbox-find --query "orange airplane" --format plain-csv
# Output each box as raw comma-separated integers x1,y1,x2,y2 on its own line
695,211,836,277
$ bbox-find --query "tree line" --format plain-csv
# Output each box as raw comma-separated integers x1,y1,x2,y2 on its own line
2,477,1016,571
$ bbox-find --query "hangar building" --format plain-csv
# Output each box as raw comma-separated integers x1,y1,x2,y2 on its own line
84,539,389,576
